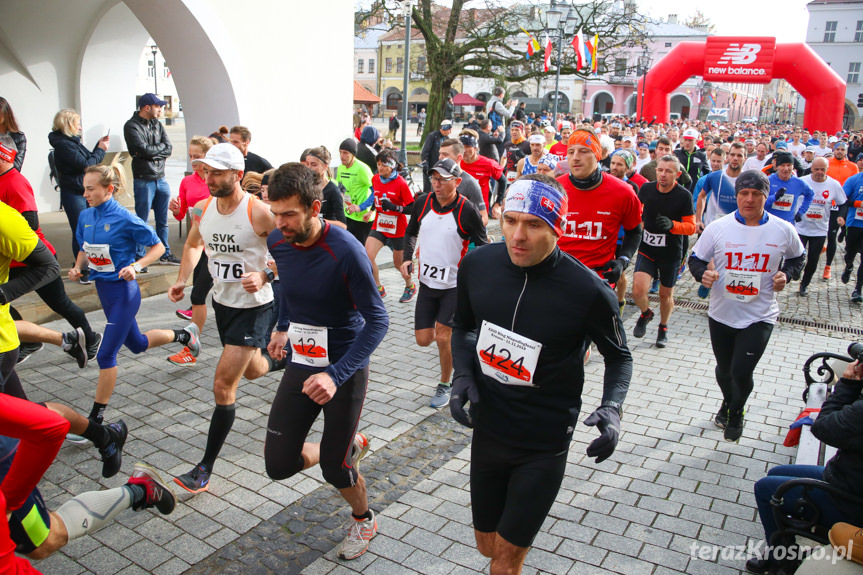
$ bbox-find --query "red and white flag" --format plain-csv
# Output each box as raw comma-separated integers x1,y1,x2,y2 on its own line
572,28,586,69
543,31,552,72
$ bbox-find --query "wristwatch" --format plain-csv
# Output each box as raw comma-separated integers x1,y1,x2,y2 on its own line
133,262,143,273
600,400,623,418
618,255,631,268
263,268,275,283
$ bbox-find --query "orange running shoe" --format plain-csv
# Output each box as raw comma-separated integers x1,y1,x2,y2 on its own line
823,265,832,281
168,347,196,366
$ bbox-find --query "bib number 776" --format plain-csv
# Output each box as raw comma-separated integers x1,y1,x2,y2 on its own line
211,260,245,282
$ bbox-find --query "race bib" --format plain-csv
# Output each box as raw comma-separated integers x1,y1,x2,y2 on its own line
506,171,518,184
643,230,667,247
476,321,541,387
375,213,398,234
288,323,329,367
805,205,825,220
773,197,793,212
83,242,114,272
210,259,245,282
419,261,451,288
856,207,863,221
724,269,760,303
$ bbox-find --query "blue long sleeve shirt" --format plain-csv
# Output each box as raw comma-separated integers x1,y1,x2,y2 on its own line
766,173,813,223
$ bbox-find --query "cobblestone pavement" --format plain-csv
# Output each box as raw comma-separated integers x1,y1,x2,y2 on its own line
19,240,862,574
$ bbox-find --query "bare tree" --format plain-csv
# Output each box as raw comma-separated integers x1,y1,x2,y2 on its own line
684,9,716,34
374,0,648,142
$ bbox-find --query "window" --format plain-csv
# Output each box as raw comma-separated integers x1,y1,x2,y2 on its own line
824,21,837,43
147,59,154,78
396,57,404,73
358,59,364,74
664,42,671,48
856,21,863,42
849,62,861,84
615,58,627,75
385,58,392,73
368,59,375,74
417,56,426,75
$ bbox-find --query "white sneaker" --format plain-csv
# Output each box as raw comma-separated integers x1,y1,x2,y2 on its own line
350,433,370,472
336,510,377,560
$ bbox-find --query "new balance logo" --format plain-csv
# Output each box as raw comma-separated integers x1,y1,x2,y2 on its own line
718,44,761,65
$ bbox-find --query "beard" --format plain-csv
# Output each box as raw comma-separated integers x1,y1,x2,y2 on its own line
281,215,315,244
210,183,234,197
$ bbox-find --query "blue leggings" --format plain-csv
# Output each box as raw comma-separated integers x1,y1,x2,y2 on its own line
95,280,150,369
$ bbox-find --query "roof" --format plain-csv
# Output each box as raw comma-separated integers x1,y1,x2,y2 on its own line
452,93,485,106
353,81,381,104
645,19,708,38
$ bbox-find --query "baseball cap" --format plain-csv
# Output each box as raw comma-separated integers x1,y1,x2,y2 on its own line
543,124,556,134
638,142,649,149
528,134,546,144
139,93,168,107
805,145,817,153
834,141,847,149
683,128,699,140
828,136,839,143
774,141,788,150
855,152,863,162
440,121,453,131
192,142,245,171
430,158,462,179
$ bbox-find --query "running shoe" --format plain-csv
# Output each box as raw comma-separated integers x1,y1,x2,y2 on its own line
822,265,831,281
633,309,654,338
265,350,287,373
377,285,387,298
160,254,182,266
799,285,809,297
87,332,103,362
350,433,370,473
842,267,853,284
167,347,196,366
129,463,177,515
724,409,745,442
336,510,377,560
16,342,43,365
429,384,451,409
184,324,201,358
399,284,417,303
583,346,591,365
852,290,862,304
66,433,90,445
697,285,711,299
714,401,728,429
648,279,660,294
174,464,211,494
656,325,668,348
100,420,128,479
176,308,193,321
617,301,625,315
62,327,88,369
677,262,686,281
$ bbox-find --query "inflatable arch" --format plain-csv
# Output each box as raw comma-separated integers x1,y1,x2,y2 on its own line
636,37,846,132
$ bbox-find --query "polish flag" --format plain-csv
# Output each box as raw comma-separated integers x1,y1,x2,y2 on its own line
543,31,552,72
572,28,586,69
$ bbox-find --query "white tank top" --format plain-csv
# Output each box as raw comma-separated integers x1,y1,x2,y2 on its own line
416,195,469,290
199,193,273,308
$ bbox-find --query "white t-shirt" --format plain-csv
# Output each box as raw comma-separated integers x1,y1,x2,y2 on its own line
634,156,651,173
813,145,831,157
796,175,847,237
787,142,806,157
742,156,768,172
693,212,805,329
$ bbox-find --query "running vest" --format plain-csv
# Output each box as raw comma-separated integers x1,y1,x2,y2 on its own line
199,193,273,308
521,156,539,176
416,194,470,290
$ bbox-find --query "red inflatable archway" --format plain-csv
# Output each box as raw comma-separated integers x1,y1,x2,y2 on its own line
636,37,846,132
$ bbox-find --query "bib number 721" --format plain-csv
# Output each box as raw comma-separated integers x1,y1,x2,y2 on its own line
420,263,448,282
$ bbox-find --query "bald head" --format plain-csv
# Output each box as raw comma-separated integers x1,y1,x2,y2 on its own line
810,156,829,182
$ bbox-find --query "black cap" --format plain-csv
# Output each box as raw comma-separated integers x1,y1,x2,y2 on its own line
339,138,358,156
735,170,770,196
430,158,462,178
773,151,794,166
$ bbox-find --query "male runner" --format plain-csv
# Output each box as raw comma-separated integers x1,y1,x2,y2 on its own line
400,159,488,408
640,137,692,188
824,142,859,279
631,156,695,347
437,139,488,226
674,128,708,193
515,135,546,178
264,163,388,561
765,152,814,227
689,170,805,441
168,143,276,493
797,157,846,296
459,130,503,214
450,175,632,573
696,142,746,231
842,169,863,302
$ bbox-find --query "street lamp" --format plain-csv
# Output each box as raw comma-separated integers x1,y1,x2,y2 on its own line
397,0,415,166
638,45,652,122
150,43,158,96
545,2,569,123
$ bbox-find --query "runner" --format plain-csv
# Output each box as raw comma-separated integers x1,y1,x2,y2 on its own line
674,128,708,193
263,163,388,561
68,165,197,425
797,157,847,296
301,146,347,228
167,143,276,493
607,149,641,311
437,138,488,226
765,152,814,226
841,168,863,303
400,159,488,408
631,156,695,347
450,175,632,573
515,135,545,178
459,130,503,215
500,121,530,189
336,138,375,245
365,149,416,302
689,170,805,442
168,135,214,365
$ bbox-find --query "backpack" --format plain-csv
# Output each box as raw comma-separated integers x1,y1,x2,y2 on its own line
48,150,60,192
489,108,503,131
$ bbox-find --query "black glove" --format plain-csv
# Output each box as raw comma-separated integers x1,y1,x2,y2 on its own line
654,214,674,232
774,187,786,200
598,258,626,284
794,212,803,223
450,376,479,428
584,406,621,464
380,198,401,213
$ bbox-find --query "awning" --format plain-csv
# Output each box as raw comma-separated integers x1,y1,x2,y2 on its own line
452,93,485,106
408,93,429,103
353,81,381,104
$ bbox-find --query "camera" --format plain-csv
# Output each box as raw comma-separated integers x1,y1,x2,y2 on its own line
849,343,863,363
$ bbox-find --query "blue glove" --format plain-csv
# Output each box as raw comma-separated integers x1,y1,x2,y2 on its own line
789,416,815,430
584,406,621,463
450,375,479,428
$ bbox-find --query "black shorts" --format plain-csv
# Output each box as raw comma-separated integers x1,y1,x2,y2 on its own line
213,300,274,348
635,251,681,288
470,429,568,548
190,252,213,306
8,487,51,554
414,284,457,330
368,230,405,251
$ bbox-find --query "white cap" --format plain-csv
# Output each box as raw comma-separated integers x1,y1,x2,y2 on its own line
683,128,699,140
828,136,839,143
192,143,245,171
528,134,546,144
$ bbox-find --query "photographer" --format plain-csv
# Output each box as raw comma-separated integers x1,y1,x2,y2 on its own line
746,354,863,574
